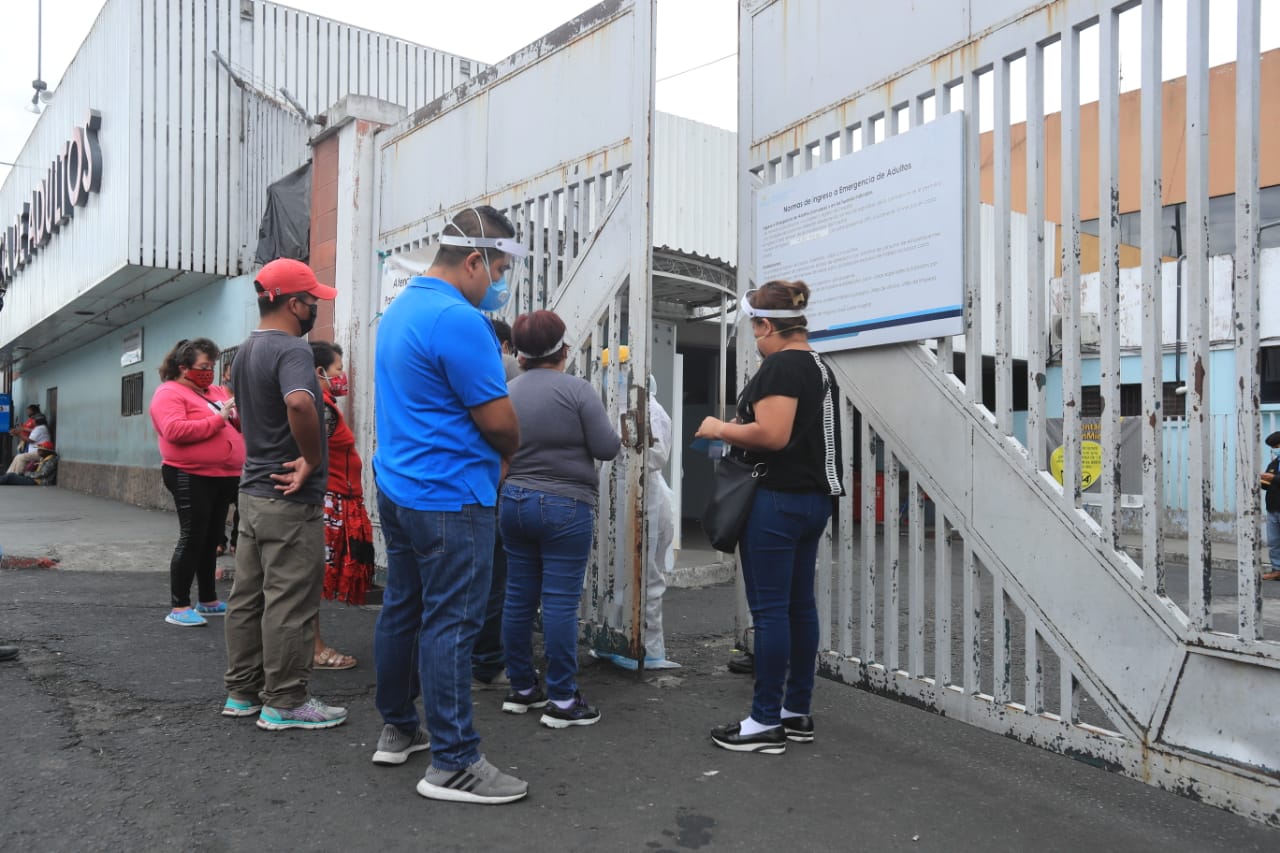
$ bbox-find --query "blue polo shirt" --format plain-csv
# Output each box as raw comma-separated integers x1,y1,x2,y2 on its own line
373,276,508,510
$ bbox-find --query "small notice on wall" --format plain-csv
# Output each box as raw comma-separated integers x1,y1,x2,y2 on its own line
121,329,143,367
755,110,966,352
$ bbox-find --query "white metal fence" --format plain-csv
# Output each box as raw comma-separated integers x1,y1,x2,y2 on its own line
741,0,1279,820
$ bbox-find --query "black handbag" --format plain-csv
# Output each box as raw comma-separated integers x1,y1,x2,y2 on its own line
701,352,833,554
702,455,769,553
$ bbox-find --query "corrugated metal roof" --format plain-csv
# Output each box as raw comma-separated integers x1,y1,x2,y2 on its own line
653,112,736,267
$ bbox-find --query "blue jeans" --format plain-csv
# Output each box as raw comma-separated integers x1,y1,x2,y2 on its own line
739,488,832,727
374,494,495,771
472,534,508,681
500,485,595,701
1268,511,1280,570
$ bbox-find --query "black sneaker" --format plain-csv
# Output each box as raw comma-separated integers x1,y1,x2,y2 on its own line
726,652,754,675
710,722,786,754
501,686,549,714
782,715,814,742
539,691,600,728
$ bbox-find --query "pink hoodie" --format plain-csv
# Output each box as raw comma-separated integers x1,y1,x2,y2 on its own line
149,381,246,477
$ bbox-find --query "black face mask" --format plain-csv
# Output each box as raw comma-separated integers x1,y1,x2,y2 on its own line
296,300,318,336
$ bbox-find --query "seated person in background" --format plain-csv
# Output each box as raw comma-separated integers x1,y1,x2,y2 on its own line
0,441,58,486
7,409,51,475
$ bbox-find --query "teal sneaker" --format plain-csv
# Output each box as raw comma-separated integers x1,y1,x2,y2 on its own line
195,601,227,616
165,608,207,627
256,697,348,731
221,696,263,717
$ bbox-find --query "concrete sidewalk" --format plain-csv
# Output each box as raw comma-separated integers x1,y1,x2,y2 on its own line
1,486,1277,850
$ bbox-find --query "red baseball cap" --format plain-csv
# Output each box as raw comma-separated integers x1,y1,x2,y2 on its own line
255,258,338,302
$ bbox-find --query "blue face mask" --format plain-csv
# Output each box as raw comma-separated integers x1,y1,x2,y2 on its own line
478,273,510,312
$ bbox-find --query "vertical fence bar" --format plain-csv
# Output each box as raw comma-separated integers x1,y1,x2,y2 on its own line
934,512,952,687
1185,0,1213,631
1140,0,1165,595
1061,668,1079,724
993,56,1014,435
1235,0,1262,640
1098,6,1123,548
883,454,901,671
1061,23,1083,510
992,574,1009,704
937,84,956,381
1025,622,1043,714
964,71,983,405
908,476,925,677
962,541,980,693
1026,44,1047,472
838,398,856,657
860,421,878,661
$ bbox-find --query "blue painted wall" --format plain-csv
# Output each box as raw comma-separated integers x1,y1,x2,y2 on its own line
1043,350,1271,418
12,275,259,468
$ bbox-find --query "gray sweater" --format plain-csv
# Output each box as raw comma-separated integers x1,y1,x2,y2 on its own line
505,368,621,506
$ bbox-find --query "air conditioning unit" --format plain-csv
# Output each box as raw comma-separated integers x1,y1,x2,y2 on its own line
1050,312,1100,349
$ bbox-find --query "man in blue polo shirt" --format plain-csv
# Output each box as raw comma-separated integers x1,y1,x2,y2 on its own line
372,205,527,805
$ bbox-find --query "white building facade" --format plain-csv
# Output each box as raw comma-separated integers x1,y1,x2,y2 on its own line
0,0,476,506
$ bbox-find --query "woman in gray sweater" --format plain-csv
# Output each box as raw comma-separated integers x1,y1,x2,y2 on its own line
499,310,621,728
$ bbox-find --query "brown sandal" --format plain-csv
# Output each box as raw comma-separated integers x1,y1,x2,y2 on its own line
314,647,357,670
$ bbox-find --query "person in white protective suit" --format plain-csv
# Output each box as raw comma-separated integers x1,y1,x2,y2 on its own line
638,376,680,668
593,351,681,670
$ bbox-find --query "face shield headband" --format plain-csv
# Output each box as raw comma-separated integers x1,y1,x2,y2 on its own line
739,289,807,320
440,209,530,312
517,335,567,359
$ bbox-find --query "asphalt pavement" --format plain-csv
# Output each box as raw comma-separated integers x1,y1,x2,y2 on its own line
1,487,1278,852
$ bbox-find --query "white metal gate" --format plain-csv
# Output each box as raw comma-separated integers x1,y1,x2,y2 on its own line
741,0,1279,821
368,0,657,660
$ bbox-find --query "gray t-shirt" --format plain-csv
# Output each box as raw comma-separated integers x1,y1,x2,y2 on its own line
231,329,328,506
505,368,621,506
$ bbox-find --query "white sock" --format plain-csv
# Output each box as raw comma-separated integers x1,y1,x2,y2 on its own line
781,707,806,719
738,716,775,735
552,697,576,710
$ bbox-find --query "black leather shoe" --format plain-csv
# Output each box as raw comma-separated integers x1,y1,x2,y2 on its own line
726,653,754,675
710,722,786,754
0,646,19,662
782,715,814,742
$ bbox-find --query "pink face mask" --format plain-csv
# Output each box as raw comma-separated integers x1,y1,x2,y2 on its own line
327,372,349,397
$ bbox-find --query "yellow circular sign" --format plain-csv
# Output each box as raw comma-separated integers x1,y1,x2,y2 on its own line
1051,441,1103,490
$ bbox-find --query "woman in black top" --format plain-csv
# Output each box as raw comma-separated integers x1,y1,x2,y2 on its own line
696,280,843,754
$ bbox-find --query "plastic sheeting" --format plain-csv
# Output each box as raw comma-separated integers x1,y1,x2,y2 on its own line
254,161,312,264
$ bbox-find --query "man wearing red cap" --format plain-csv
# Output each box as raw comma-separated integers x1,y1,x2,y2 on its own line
221,258,348,730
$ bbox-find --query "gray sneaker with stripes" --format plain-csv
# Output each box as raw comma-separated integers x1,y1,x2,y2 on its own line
372,724,431,765
416,756,529,804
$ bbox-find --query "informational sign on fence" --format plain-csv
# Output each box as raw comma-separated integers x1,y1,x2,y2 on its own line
378,247,434,317
755,109,965,352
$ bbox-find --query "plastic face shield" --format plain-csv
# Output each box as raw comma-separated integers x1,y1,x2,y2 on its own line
739,289,806,319
438,233,530,313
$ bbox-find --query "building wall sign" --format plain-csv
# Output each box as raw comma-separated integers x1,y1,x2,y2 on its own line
0,110,103,287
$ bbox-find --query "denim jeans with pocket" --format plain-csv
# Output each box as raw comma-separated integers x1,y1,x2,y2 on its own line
499,485,596,701
374,494,495,771
738,487,832,727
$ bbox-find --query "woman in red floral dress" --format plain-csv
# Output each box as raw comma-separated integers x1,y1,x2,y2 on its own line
310,341,376,669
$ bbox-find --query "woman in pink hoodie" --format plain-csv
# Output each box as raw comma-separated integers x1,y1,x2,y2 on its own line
150,338,246,627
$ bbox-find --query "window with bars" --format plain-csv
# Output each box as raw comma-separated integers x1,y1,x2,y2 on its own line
1263,346,1280,405
121,372,144,417
1079,382,1185,419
